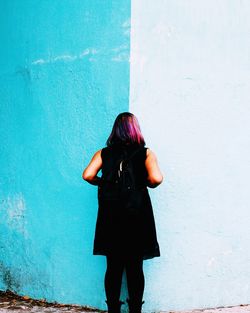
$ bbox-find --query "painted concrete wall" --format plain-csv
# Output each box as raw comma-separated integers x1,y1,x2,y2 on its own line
0,0,130,310
2,1,250,312
130,0,250,311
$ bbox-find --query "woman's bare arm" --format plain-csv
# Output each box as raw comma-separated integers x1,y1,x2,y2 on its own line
145,148,163,188
82,149,102,186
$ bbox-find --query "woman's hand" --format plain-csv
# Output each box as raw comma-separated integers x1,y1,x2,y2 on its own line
82,149,102,186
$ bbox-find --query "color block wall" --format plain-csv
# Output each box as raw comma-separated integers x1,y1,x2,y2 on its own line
1,1,250,312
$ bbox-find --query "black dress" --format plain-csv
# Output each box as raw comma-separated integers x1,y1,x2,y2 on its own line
93,143,160,261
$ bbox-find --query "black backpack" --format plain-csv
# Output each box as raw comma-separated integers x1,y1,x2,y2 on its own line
98,146,146,215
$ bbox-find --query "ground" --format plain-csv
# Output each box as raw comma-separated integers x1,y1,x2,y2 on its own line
0,290,102,313
1,290,250,313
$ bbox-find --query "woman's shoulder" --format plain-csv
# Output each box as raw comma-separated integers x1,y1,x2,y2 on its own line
128,144,148,157
100,145,117,159
144,146,150,160
144,148,159,162
100,146,108,159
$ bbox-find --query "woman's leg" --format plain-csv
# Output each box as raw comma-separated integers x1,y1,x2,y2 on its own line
125,256,145,302
105,254,125,302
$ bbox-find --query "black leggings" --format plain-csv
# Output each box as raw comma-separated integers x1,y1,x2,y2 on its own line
104,254,145,302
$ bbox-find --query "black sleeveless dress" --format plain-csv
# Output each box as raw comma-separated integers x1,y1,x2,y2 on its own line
93,143,160,260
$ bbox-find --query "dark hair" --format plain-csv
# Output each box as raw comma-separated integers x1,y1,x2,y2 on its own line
106,112,146,147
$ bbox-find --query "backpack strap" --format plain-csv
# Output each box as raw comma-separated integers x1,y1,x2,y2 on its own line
122,145,144,162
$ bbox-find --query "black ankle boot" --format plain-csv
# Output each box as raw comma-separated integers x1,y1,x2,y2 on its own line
105,299,125,313
126,298,145,313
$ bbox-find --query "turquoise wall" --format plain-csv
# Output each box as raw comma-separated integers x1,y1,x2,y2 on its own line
0,0,131,309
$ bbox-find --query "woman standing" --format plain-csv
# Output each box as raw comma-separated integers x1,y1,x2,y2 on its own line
82,112,163,313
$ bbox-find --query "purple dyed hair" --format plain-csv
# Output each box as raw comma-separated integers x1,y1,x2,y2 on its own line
106,112,146,147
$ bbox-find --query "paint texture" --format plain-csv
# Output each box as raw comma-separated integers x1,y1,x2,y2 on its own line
130,0,250,311
0,0,130,310
2,0,250,312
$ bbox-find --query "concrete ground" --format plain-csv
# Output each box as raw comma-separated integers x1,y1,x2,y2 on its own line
1,290,250,313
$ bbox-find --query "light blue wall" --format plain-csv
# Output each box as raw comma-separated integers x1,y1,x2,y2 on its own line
130,0,250,311
0,0,130,309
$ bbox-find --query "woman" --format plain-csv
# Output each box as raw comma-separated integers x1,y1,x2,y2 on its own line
82,112,163,313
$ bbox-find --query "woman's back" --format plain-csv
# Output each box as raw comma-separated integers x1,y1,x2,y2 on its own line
93,142,161,260
100,143,148,189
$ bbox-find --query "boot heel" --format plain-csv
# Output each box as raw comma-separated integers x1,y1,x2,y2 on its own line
126,298,145,313
105,299,125,313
